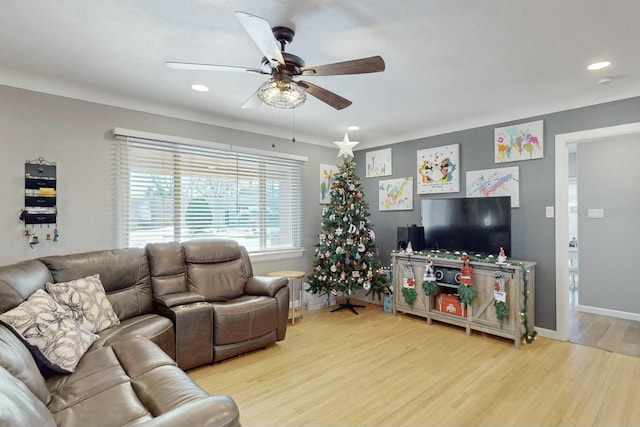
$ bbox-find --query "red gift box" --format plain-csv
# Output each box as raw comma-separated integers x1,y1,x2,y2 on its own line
436,294,467,317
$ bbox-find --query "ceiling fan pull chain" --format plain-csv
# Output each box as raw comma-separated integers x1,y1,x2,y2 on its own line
291,108,296,143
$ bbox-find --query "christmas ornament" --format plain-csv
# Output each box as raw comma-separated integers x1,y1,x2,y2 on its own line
333,132,359,159
497,247,507,264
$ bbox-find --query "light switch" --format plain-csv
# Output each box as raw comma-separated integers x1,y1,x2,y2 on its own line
587,208,605,219
545,206,554,218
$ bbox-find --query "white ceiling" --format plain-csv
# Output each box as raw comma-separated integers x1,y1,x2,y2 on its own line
1,0,639,150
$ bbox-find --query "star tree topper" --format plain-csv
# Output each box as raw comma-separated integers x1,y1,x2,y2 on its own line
333,132,359,159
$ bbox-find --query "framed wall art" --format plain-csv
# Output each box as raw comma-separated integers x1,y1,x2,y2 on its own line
466,166,520,207
365,147,392,177
494,120,544,163
319,164,338,204
379,177,413,211
416,144,460,194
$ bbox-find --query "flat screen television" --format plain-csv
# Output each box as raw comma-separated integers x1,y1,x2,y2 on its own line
420,196,511,256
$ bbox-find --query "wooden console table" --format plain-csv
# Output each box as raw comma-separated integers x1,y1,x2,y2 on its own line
392,253,535,348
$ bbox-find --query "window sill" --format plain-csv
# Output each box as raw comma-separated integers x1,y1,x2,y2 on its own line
249,248,305,262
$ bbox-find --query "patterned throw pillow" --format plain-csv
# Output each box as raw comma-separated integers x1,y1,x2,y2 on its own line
0,289,98,374
46,274,120,333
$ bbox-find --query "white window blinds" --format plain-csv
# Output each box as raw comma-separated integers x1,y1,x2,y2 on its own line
112,129,305,253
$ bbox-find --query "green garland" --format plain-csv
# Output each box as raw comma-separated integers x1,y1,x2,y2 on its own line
393,250,537,344
402,287,417,309
422,279,437,296
519,264,537,343
494,301,509,328
457,284,476,306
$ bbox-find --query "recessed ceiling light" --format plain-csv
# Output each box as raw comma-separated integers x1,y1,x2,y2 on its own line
587,61,611,71
348,126,360,131
191,84,210,92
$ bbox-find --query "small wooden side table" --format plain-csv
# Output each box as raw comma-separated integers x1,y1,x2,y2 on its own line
267,270,305,324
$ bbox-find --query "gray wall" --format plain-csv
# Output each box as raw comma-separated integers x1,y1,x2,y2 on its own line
354,96,640,330
577,136,640,313
2,83,640,331
0,85,339,275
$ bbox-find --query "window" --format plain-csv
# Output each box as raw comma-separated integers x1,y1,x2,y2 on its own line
112,128,305,253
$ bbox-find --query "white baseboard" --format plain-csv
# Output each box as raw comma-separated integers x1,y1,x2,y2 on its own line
534,327,562,341
577,304,640,322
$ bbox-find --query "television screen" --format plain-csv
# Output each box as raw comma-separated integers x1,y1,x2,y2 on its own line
420,196,511,256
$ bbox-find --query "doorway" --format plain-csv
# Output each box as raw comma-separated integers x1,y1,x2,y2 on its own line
554,122,640,343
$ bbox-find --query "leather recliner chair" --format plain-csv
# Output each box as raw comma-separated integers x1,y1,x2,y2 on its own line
146,238,289,366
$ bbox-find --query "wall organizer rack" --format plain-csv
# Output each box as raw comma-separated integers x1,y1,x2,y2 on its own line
20,157,58,247
391,252,535,348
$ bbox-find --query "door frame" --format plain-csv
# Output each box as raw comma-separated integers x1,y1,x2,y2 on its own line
554,122,640,341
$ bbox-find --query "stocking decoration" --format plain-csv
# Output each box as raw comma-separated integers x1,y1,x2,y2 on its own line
494,270,509,328
402,261,417,308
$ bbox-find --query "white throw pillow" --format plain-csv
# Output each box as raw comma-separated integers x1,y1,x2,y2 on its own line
46,274,120,333
0,289,98,374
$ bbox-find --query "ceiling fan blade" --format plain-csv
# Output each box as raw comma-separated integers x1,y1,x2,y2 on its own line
298,81,352,110
235,11,285,69
240,89,262,109
301,55,385,76
166,61,267,74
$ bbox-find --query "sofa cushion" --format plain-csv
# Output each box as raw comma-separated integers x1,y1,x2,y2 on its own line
187,259,247,302
90,314,176,361
183,239,247,302
0,259,53,314
0,324,51,405
46,345,130,413
49,337,188,427
0,289,98,374
46,274,120,333
52,382,152,427
212,296,278,345
40,248,153,321
0,366,56,427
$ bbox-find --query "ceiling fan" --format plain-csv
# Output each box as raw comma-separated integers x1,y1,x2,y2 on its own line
166,11,385,110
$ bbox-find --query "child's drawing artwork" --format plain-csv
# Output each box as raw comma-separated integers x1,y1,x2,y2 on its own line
366,148,392,178
416,144,460,194
494,120,543,163
319,164,338,204
466,166,519,207
379,177,413,211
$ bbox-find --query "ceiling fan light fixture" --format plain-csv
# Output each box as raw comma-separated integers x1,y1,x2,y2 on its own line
257,78,306,109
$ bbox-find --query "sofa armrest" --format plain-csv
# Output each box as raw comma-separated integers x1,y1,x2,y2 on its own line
155,301,213,369
244,275,288,297
154,292,205,308
137,395,240,427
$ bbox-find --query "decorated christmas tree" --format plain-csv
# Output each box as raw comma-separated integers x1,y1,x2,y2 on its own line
307,133,390,314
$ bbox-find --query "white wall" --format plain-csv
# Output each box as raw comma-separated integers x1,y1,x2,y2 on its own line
0,85,338,275
576,135,640,314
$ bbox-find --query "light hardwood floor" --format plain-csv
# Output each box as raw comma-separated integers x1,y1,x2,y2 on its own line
189,301,640,427
569,289,640,357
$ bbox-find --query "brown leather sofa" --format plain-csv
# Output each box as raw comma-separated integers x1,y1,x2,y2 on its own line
0,325,239,427
0,238,290,426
